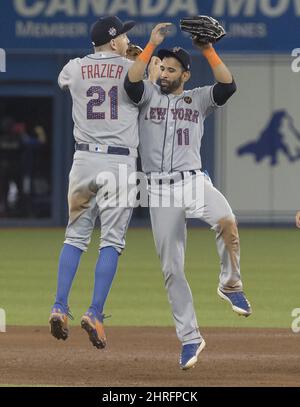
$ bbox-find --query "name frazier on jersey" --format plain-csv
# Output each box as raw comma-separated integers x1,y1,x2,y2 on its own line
81,64,124,80
145,107,200,123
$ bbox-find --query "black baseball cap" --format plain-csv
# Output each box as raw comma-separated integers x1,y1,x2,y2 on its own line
157,47,191,71
91,16,136,47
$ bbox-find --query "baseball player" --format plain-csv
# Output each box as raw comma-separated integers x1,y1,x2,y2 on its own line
49,16,144,349
124,28,251,369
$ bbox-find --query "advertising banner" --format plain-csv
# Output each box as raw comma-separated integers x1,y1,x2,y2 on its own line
1,0,299,52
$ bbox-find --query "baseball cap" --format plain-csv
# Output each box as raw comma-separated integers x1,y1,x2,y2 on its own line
91,16,136,47
157,47,191,71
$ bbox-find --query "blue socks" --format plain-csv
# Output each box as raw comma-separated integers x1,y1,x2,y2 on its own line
54,243,83,311
88,246,119,320
53,245,119,320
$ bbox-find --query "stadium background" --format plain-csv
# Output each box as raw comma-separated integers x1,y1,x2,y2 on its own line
0,0,300,387
1,0,299,225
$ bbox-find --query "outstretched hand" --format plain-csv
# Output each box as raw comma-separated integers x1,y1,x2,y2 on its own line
150,23,173,46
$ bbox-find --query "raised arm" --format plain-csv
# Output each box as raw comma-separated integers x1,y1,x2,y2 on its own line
128,23,172,83
200,43,233,83
194,42,236,106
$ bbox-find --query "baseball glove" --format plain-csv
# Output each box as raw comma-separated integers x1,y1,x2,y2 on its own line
126,43,143,61
180,15,226,46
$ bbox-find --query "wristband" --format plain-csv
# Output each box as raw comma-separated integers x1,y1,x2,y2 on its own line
202,47,222,68
138,42,156,64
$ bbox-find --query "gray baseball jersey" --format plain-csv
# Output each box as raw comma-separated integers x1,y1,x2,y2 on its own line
58,51,139,148
134,80,244,346
59,51,139,253
138,81,218,173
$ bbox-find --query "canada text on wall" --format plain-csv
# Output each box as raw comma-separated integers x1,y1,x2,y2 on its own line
1,0,300,51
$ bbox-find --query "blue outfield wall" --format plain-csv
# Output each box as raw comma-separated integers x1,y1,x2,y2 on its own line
0,1,298,226
1,0,299,52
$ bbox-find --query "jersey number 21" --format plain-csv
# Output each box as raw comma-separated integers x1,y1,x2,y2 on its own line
86,86,118,120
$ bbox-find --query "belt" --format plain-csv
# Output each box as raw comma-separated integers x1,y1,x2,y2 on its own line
147,170,199,185
75,143,138,157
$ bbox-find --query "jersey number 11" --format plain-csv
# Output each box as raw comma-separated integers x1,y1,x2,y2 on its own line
177,128,190,146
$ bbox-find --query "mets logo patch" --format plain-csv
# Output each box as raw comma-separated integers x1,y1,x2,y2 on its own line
184,96,192,104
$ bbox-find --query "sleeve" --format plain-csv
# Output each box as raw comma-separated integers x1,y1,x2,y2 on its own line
194,85,219,118
124,73,144,104
124,75,155,106
212,80,237,106
138,80,155,106
58,60,73,90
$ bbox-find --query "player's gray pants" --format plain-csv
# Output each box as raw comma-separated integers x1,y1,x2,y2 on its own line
149,171,243,345
64,151,136,253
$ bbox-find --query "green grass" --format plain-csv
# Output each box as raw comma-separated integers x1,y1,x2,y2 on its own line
0,228,299,328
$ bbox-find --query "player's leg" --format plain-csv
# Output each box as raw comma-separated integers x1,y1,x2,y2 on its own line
150,204,205,369
87,205,132,298
56,199,99,300
50,156,98,340
81,156,136,348
188,172,251,316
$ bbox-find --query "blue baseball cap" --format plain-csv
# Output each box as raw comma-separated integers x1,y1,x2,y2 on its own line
158,47,191,71
91,16,136,47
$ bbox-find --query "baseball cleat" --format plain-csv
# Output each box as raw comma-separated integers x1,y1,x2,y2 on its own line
179,340,206,370
81,311,107,349
217,288,252,317
49,304,73,340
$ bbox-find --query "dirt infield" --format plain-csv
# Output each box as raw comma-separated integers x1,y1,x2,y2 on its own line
1,327,300,387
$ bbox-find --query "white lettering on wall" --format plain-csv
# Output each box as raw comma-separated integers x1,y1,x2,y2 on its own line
212,0,300,17
213,0,257,17
141,0,168,16
260,0,289,17
14,0,45,17
45,0,76,17
167,0,199,16
78,0,108,17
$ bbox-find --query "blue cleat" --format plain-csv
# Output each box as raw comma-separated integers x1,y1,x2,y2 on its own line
179,340,206,370
217,288,252,317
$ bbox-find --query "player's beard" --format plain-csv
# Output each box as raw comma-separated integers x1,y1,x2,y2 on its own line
159,76,183,94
